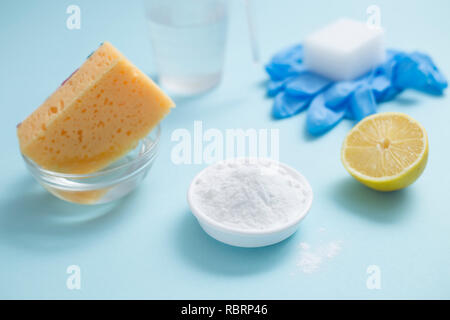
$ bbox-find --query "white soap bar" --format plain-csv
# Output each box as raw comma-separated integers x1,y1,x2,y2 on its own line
303,18,385,81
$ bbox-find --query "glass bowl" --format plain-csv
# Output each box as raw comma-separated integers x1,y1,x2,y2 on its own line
22,125,160,205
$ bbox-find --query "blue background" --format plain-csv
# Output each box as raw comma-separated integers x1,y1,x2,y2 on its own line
1,0,449,299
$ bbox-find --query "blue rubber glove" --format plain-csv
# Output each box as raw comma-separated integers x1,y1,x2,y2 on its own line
265,44,447,136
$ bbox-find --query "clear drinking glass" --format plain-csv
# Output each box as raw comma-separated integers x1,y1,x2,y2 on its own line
145,0,228,95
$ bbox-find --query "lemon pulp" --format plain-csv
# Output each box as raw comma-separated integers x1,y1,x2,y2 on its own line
341,112,428,191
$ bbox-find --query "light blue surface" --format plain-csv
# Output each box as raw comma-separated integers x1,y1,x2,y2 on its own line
1,0,449,299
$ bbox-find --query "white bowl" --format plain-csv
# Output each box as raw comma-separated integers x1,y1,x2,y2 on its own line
187,158,313,248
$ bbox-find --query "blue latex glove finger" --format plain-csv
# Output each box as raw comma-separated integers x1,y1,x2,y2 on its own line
267,79,286,97
370,74,402,102
306,94,346,135
285,72,332,97
410,52,448,90
323,81,362,109
272,91,311,119
394,52,448,95
350,85,377,121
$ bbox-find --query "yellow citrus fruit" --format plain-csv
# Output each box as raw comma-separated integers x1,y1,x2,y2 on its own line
341,112,428,191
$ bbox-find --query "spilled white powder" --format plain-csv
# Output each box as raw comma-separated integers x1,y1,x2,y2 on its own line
296,239,343,274
192,158,311,230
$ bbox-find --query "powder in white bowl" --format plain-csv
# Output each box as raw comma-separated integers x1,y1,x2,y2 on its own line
190,158,312,231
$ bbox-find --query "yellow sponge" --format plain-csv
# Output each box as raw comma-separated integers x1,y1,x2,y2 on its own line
17,42,174,174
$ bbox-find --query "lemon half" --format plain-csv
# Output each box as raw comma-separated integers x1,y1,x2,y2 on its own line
341,112,428,191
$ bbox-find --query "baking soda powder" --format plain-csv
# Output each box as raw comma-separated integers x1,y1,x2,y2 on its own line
191,158,311,230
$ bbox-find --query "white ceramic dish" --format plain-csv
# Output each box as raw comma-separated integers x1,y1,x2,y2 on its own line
187,158,313,248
